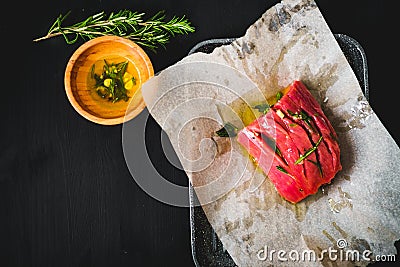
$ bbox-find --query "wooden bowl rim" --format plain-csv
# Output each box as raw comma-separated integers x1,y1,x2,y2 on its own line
64,35,154,125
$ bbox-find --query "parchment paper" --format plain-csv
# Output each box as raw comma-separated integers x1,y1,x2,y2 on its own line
141,0,400,266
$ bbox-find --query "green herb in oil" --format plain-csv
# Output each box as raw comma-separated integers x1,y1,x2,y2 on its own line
215,122,238,137
276,91,283,101
91,60,135,103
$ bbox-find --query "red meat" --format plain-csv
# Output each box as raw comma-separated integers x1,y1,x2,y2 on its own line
237,80,342,203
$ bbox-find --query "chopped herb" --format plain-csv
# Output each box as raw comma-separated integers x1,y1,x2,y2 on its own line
287,109,295,116
254,103,270,114
287,109,314,131
215,122,238,137
275,147,282,158
91,59,135,103
295,136,323,164
276,165,288,174
276,91,283,101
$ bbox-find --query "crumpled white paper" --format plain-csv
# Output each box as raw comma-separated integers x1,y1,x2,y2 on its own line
141,0,400,266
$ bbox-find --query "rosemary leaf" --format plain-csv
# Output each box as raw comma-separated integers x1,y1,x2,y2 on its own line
276,165,297,180
276,165,288,174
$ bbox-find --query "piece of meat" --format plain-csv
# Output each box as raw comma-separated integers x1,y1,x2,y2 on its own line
237,80,342,203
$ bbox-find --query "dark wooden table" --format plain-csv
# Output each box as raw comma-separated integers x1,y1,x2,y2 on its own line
1,0,398,266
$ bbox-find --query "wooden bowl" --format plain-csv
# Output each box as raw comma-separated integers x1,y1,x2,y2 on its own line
64,36,154,125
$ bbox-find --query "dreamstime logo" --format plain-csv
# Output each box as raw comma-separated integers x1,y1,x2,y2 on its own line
121,61,275,207
256,239,396,263
336,238,347,249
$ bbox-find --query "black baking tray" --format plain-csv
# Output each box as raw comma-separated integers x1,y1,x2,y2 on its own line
187,34,369,267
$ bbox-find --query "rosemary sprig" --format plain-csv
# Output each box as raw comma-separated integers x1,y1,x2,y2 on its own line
33,10,195,52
